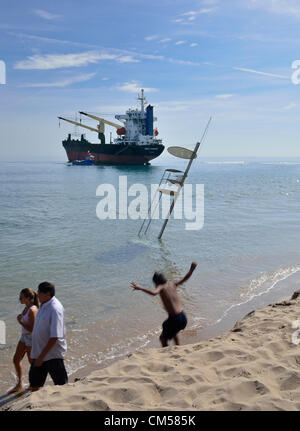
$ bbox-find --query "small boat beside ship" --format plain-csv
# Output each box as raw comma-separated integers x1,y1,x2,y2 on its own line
59,90,165,165
71,151,95,165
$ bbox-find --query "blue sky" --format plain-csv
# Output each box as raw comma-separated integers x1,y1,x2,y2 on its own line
1,0,300,161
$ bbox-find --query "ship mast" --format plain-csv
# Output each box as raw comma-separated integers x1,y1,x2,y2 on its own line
138,89,145,114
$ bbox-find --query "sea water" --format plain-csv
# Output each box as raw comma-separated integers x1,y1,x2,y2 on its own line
1,158,300,392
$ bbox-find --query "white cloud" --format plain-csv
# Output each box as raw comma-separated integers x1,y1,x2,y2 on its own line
181,8,216,17
257,102,297,112
233,67,289,79
116,81,158,93
168,58,202,66
173,7,217,25
283,102,297,110
159,38,172,43
14,51,119,70
145,35,158,41
8,32,97,48
136,53,164,61
20,73,96,88
249,0,300,18
175,40,186,45
117,56,140,63
182,11,198,17
15,49,194,72
200,7,217,13
190,43,198,47
215,94,234,99
32,9,61,20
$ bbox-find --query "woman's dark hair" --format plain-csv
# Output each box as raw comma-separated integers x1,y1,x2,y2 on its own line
38,281,55,297
20,288,39,308
152,272,167,286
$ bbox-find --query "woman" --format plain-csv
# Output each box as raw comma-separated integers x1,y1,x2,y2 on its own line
8,288,39,393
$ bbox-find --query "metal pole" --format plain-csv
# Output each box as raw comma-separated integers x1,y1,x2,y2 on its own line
157,189,181,240
144,192,162,235
138,169,167,237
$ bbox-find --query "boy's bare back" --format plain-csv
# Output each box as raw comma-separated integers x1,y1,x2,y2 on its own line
158,282,182,315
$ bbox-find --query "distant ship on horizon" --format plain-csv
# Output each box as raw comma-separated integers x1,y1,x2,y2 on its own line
58,90,165,165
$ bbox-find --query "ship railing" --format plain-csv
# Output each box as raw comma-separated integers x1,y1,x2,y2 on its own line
114,140,162,146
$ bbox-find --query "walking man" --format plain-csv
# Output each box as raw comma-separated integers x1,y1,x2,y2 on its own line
29,282,68,391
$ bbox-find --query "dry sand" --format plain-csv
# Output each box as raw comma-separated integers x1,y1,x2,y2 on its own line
2,291,300,411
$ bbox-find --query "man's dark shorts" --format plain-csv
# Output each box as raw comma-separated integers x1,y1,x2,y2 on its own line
29,359,68,388
161,311,187,340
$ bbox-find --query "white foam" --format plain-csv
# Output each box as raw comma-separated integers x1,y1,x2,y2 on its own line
215,264,300,325
95,332,153,365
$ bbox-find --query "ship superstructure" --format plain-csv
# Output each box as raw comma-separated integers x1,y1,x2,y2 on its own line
114,90,161,146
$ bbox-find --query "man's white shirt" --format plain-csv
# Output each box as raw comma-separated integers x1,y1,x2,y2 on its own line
31,296,67,361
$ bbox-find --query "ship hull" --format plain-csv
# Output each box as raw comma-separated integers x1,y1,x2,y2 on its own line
63,138,165,165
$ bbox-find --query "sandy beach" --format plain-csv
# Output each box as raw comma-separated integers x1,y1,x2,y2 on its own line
1,290,300,411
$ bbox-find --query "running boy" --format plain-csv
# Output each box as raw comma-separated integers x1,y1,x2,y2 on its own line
130,262,197,347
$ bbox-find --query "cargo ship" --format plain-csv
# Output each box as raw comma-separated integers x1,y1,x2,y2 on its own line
58,90,165,165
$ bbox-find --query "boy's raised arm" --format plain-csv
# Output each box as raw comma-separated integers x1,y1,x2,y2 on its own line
175,262,197,287
130,281,162,296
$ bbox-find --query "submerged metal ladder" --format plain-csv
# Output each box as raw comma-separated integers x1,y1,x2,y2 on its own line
138,117,212,239
138,168,184,237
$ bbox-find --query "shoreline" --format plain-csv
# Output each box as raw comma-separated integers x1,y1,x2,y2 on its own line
2,289,300,411
62,267,300,390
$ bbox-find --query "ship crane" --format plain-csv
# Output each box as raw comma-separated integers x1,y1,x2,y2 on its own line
58,116,99,133
79,111,126,137
58,116,106,143
79,112,122,129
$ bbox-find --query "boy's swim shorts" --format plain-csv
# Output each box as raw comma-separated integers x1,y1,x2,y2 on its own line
161,311,187,340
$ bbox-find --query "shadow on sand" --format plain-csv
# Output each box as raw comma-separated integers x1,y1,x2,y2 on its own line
0,389,29,409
